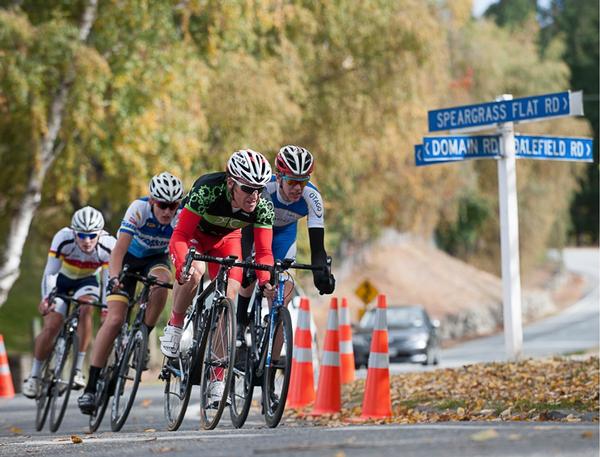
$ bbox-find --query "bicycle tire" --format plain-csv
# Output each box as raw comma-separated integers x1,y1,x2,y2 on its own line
88,347,117,433
110,325,147,431
49,333,78,432
229,323,255,429
263,307,293,428
34,358,53,431
199,297,236,430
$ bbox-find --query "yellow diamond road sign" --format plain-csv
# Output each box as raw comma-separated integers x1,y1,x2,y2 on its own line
355,279,378,305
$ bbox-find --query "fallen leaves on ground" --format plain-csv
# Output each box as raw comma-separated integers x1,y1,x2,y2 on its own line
8,426,22,435
70,435,83,444
287,356,599,425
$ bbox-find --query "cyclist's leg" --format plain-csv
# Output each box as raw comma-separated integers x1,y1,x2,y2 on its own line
143,255,172,328
84,296,128,390
72,279,100,377
270,239,297,361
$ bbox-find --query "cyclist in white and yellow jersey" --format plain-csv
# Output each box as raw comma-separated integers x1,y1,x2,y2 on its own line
22,206,116,398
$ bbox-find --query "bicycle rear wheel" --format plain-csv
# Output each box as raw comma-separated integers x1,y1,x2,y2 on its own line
199,297,235,430
229,324,254,428
89,347,117,433
49,334,78,432
263,307,293,428
111,325,147,431
35,358,53,431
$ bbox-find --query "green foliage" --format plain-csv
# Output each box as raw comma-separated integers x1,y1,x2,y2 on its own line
435,194,491,258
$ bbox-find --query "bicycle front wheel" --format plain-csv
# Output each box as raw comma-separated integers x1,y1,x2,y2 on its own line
89,346,117,433
199,297,235,430
263,307,293,428
35,358,53,431
111,325,147,431
229,324,254,429
49,333,78,432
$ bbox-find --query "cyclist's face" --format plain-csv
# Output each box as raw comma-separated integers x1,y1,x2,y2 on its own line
74,232,99,253
278,175,308,202
151,199,179,224
229,179,260,213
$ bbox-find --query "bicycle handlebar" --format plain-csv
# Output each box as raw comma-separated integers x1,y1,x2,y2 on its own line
183,247,332,278
48,291,105,309
119,266,173,290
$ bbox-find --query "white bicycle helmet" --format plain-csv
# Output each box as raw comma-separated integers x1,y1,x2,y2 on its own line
71,206,104,233
149,172,184,202
275,145,314,177
227,149,272,187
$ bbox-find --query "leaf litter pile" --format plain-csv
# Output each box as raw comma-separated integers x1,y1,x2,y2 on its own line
287,356,599,425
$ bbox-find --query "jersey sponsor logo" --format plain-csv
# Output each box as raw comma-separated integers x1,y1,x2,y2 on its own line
308,191,323,216
146,222,157,228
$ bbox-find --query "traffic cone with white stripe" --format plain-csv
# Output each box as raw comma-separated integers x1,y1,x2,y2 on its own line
311,297,341,415
360,294,391,419
0,335,15,399
339,297,355,383
287,297,316,409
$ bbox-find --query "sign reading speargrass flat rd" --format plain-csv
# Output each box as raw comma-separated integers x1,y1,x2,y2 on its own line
428,91,583,132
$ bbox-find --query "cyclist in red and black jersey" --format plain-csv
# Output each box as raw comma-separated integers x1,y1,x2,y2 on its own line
160,150,275,379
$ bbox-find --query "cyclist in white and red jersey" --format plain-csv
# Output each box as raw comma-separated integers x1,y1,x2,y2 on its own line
78,172,183,414
22,206,116,399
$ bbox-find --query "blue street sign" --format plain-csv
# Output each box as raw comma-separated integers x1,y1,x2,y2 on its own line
515,135,593,162
428,91,583,132
416,135,594,166
422,135,501,162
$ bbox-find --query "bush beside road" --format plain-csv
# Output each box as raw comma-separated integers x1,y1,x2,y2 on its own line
290,356,599,425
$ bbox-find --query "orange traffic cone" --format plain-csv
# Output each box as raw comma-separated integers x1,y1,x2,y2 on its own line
311,297,341,415
339,297,355,383
0,335,15,399
287,297,316,409
360,294,391,419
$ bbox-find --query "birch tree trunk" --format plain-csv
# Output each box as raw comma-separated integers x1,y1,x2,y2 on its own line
0,0,98,307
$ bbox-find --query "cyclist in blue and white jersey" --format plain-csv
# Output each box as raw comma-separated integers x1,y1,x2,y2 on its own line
78,172,183,414
22,206,115,398
236,146,335,337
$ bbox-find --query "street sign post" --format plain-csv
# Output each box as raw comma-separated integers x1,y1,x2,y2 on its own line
417,91,593,360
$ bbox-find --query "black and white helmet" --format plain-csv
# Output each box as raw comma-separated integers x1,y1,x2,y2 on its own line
149,172,184,202
275,145,314,177
226,149,272,186
71,206,104,233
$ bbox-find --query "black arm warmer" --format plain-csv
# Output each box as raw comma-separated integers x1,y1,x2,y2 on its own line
309,227,327,268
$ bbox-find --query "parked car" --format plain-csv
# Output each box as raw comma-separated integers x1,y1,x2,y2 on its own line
352,305,440,367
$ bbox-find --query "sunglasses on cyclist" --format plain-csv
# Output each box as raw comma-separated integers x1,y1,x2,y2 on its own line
154,200,180,211
232,179,265,195
76,232,99,240
281,174,310,187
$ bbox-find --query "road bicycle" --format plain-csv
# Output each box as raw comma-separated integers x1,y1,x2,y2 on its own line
35,292,103,433
87,267,172,432
229,257,331,428
161,248,264,430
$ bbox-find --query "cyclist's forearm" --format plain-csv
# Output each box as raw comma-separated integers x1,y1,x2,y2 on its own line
169,207,201,274
308,227,328,266
109,233,131,278
253,226,274,285
40,255,61,299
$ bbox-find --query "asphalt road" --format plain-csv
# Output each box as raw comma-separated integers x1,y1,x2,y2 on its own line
0,248,597,456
